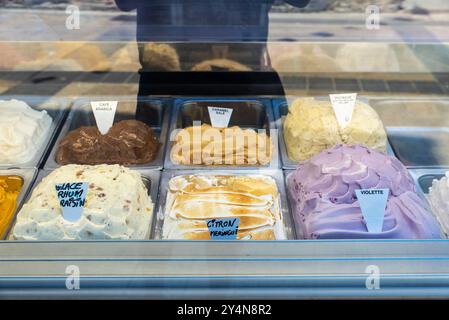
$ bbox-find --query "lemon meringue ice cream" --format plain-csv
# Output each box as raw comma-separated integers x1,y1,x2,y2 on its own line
0,99,53,165
12,164,153,240
162,174,285,240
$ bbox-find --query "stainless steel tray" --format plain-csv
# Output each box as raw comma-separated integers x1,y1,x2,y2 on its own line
0,95,69,169
164,98,280,170
6,167,161,241
409,168,449,195
285,168,444,240
0,168,37,239
284,170,302,239
155,169,294,240
409,168,449,238
370,98,449,168
383,127,449,168
274,97,395,169
44,97,171,170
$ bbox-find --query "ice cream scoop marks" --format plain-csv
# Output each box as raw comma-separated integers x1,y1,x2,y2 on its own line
169,121,278,167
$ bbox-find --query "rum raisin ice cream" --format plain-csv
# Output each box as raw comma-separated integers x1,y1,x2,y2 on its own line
12,164,153,240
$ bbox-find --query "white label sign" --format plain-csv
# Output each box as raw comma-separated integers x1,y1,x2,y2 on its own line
90,101,118,135
55,182,88,222
208,106,233,128
355,188,389,233
329,93,357,129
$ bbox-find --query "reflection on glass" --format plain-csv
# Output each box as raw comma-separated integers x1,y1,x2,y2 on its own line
115,0,311,72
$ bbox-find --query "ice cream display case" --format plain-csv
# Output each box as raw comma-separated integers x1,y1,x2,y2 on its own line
1,0,449,299
1,95,449,299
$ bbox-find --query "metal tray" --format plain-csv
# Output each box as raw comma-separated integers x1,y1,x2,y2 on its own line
45,97,171,170
0,168,37,239
284,170,303,239
0,95,69,169
285,168,444,240
273,97,395,169
383,128,449,168
6,167,161,241
155,169,294,240
409,168,448,195
164,98,279,170
370,99,449,168
409,168,449,238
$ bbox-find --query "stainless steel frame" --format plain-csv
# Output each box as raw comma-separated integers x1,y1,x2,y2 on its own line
1,240,449,299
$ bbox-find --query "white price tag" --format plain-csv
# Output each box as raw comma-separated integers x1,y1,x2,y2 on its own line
90,101,118,135
329,93,357,129
355,188,389,233
55,182,88,222
208,106,233,128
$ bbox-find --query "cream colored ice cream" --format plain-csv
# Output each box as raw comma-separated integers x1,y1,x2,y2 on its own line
12,164,153,240
283,97,387,162
171,124,272,166
429,172,449,235
0,99,52,165
162,174,285,240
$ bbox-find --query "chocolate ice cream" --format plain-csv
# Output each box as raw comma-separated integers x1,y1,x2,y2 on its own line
56,120,160,165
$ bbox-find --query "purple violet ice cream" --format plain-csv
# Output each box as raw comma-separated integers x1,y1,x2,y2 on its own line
288,144,441,239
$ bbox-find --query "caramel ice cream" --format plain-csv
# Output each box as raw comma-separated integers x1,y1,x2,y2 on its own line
162,174,285,240
170,124,272,166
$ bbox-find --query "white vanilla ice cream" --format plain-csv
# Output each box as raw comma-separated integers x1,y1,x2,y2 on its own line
429,172,449,235
12,164,153,240
0,99,53,164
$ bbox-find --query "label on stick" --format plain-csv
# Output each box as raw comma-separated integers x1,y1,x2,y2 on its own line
208,106,233,128
55,182,88,222
206,217,239,240
355,188,389,233
91,101,118,135
329,93,357,129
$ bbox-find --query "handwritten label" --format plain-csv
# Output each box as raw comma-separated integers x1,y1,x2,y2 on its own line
55,182,88,222
208,106,233,128
355,188,389,233
206,218,239,240
90,101,118,135
329,93,357,129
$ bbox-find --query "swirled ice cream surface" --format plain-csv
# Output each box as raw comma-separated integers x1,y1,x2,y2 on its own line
288,145,441,239
162,174,285,240
0,99,52,165
429,172,449,236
